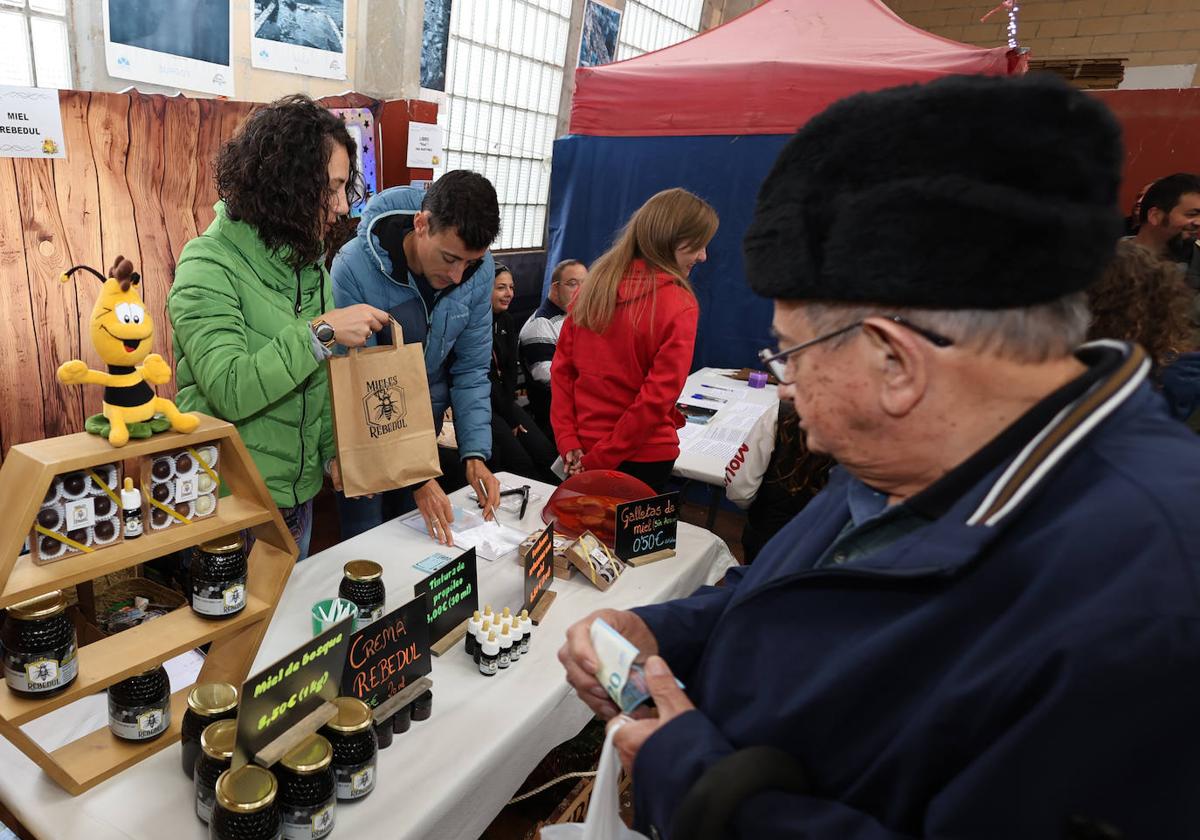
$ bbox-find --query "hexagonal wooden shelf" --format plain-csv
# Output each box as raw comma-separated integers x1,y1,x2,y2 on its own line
0,414,296,794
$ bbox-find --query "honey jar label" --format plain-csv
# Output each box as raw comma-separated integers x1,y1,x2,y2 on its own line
4,646,77,692
222,583,246,611
109,702,170,739
282,802,334,840
336,762,375,799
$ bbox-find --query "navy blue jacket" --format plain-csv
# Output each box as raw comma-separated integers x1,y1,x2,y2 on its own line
633,346,1200,838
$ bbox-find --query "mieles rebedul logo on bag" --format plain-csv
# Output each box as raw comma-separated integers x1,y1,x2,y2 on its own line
363,376,408,437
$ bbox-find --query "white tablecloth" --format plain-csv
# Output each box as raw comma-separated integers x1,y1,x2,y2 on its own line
674,368,778,485
0,474,736,840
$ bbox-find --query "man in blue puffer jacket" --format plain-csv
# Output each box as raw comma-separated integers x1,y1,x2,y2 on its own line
332,171,501,542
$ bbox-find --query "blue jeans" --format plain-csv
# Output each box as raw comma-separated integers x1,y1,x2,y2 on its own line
336,489,415,541
279,500,314,561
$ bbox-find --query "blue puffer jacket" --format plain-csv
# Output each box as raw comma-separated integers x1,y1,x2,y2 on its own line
331,186,494,461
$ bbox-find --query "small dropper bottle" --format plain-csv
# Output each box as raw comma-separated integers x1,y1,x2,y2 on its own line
479,631,499,677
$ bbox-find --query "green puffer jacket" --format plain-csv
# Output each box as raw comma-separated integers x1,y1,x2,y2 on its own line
168,202,334,508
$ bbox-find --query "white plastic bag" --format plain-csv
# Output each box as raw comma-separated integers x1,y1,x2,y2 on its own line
541,719,650,840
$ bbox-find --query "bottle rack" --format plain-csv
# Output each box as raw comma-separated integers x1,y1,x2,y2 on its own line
0,415,296,794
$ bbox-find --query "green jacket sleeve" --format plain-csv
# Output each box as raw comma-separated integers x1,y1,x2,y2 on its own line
318,274,336,466
168,257,320,423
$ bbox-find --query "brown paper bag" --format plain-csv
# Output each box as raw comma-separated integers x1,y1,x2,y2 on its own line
328,319,441,497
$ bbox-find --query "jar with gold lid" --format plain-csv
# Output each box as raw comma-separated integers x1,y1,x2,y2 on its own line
337,561,384,631
273,735,336,839
195,718,236,824
210,764,283,840
318,696,377,801
192,535,248,619
181,682,239,778
1,590,78,696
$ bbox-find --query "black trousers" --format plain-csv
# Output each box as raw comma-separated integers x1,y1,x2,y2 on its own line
490,403,560,486
615,459,675,494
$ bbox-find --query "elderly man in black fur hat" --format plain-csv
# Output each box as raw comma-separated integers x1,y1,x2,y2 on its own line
559,74,1200,839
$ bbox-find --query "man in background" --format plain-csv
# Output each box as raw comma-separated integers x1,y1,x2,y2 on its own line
519,258,587,439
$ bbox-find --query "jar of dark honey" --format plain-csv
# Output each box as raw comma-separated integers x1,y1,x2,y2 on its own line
1,590,78,696
181,682,238,778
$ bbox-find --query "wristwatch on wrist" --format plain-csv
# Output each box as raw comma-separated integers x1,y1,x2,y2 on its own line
312,319,336,348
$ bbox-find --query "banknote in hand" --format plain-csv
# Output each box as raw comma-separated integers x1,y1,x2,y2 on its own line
590,618,682,714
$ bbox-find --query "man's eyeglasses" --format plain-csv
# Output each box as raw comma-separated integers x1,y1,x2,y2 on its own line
758,315,954,385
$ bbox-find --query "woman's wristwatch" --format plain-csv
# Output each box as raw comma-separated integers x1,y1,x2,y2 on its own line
311,319,336,348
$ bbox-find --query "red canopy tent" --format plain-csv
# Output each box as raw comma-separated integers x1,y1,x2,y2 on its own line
551,0,1024,370
569,0,1023,137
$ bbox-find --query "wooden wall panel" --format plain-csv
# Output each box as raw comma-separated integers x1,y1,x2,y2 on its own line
16,158,83,438
0,90,383,457
0,160,45,451
54,92,105,421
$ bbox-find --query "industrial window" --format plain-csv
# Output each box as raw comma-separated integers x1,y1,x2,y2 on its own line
0,0,70,89
615,0,703,61
438,0,571,251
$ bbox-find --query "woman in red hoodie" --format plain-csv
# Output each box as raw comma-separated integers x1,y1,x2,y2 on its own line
551,188,718,492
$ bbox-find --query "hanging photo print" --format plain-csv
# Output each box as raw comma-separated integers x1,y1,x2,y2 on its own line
252,0,348,80
419,0,452,91
579,0,621,68
103,0,234,96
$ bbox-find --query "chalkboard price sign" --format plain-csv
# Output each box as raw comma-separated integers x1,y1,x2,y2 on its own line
413,547,478,647
236,619,350,765
614,492,679,565
341,594,431,709
524,523,554,613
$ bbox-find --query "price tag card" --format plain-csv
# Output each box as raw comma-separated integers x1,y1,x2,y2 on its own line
614,492,679,564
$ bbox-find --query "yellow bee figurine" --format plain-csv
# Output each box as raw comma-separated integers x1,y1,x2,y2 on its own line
57,257,199,447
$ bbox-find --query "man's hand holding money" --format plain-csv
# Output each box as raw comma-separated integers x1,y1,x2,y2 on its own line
608,655,694,774
559,608,659,719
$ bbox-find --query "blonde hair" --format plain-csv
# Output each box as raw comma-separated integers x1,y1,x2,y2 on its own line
572,188,718,334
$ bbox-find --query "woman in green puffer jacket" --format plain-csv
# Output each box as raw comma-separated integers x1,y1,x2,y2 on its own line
168,95,388,559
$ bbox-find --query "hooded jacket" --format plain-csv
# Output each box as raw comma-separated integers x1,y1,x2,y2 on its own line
551,260,698,470
331,186,495,460
168,202,334,509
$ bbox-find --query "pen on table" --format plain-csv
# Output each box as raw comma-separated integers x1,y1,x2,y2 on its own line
700,384,736,392
690,393,727,403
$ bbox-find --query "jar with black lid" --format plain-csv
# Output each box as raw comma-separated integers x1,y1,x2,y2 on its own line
108,664,170,741
274,735,336,839
192,535,248,619
182,682,239,778
319,696,377,801
195,718,236,824
210,764,283,840
1,590,78,696
338,561,384,631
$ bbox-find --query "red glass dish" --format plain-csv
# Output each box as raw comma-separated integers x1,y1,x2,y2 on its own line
542,471,656,546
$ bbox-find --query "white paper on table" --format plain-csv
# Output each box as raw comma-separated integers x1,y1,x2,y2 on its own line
398,507,527,561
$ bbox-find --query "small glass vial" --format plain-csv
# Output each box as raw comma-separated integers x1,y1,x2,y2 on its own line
210,764,283,840
275,734,336,839
108,664,170,741
1,590,78,696
498,623,514,670
338,561,385,631
181,682,239,778
508,618,522,663
411,690,433,722
120,477,143,539
192,535,248,619
319,697,378,802
518,610,532,656
464,610,483,657
479,631,499,677
195,719,236,824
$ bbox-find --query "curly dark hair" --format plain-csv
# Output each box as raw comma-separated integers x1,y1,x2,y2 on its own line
215,94,360,271
422,170,500,250
773,401,835,497
1087,239,1195,372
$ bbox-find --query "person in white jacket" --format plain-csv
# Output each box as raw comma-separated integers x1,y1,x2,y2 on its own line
724,400,832,562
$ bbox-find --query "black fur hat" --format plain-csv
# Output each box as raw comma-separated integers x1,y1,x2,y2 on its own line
743,73,1125,308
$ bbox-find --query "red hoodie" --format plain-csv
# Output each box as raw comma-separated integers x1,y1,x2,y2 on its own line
551,260,698,470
